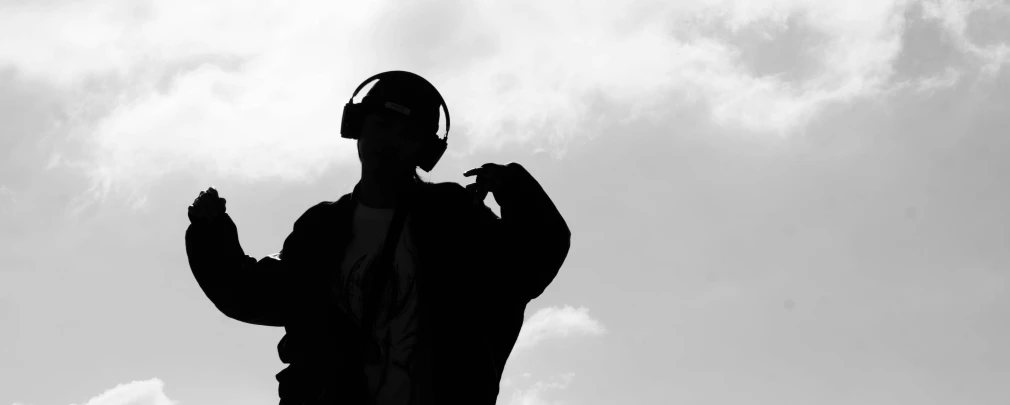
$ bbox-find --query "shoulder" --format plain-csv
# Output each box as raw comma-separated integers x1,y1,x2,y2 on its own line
293,198,344,230
301,200,338,218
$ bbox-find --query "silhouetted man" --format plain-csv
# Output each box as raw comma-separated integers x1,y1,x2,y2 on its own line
185,70,571,405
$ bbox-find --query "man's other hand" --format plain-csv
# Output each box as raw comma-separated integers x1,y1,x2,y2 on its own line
188,187,227,224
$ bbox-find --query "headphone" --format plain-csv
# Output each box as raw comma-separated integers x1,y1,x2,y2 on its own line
340,70,451,173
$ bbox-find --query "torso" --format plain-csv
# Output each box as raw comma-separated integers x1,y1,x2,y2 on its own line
334,199,424,405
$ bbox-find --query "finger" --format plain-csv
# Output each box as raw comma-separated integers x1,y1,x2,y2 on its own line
188,206,206,221
196,205,211,218
467,163,501,177
465,175,488,190
475,189,490,204
488,177,503,194
207,187,218,198
465,163,503,177
465,181,480,195
473,184,491,204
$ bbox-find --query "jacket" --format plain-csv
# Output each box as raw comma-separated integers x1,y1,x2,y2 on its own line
184,163,571,404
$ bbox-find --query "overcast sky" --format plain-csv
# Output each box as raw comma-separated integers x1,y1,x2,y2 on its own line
2,0,1009,404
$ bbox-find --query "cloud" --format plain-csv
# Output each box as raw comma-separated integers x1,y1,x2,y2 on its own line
920,0,1010,76
911,66,963,93
10,379,179,405
505,372,576,405
513,306,606,353
0,0,1007,207
0,186,16,203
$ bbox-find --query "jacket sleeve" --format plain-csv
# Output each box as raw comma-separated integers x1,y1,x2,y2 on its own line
468,162,572,302
184,203,323,327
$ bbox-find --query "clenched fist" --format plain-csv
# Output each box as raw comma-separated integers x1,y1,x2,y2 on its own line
187,187,227,224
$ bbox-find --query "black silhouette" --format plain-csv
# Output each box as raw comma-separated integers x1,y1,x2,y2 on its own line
185,70,571,405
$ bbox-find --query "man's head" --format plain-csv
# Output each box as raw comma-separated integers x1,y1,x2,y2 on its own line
355,73,443,178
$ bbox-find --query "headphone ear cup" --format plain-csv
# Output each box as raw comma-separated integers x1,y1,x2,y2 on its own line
340,103,364,139
417,137,447,172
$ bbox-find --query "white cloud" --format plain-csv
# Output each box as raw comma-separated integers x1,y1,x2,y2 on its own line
911,66,963,93
0,0,1006,206
920,0,1010,76
66,379,177,405
0,186,16,203
504,372,576,405
514,306,606,353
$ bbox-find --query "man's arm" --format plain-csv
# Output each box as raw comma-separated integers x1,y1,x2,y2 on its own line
466,163,572,302
184,203,323,326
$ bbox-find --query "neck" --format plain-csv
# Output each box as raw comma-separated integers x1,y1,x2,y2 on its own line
356,168,416,209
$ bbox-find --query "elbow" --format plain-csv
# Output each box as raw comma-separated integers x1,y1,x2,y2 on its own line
211,298,246,322
224,307,278,327
524,233,569,302
553,218,572,260
186,264,265,325
198,275,287,327
213,295,285,327
194,281,244,320
562,223,571,252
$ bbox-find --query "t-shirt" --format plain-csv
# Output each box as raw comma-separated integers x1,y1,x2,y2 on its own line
334,199,424,405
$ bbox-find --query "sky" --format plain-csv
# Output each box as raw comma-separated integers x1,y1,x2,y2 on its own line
1,0,1009,404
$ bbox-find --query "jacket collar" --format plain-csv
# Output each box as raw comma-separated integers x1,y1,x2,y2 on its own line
348,180,426,210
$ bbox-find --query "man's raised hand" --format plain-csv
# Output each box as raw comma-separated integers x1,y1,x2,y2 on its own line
464,163,521,205
187,187,227,224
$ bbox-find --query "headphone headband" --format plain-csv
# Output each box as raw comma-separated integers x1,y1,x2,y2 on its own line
348,70,450,141
340,70,451,172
